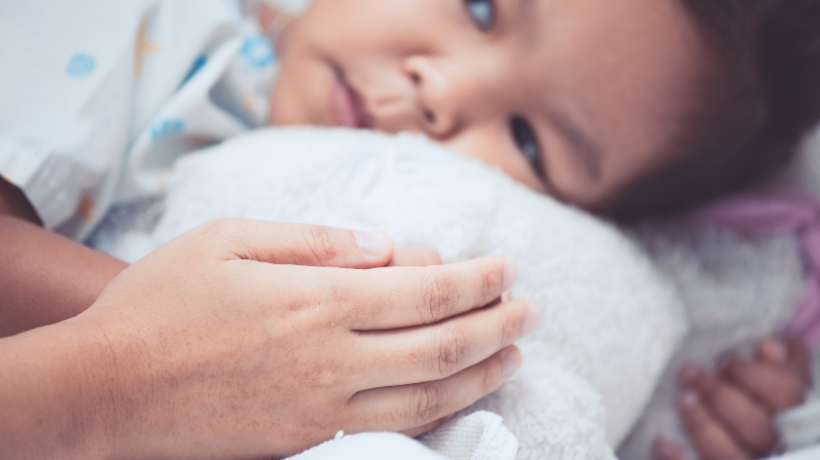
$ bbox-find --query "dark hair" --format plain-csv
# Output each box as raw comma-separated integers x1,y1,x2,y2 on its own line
608,0,820,222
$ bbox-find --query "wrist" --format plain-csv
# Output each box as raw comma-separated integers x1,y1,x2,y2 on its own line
0,316,143,460
67,311,158,460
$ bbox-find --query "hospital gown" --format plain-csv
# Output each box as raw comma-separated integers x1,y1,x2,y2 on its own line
0,0,303,241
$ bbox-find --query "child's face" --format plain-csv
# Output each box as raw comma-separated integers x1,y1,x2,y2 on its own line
271,0,704,211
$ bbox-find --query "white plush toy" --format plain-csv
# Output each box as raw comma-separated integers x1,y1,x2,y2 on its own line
94,126,688,459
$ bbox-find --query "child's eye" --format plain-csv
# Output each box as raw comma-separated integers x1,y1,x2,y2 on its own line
511,117,544,176
463,0,495,31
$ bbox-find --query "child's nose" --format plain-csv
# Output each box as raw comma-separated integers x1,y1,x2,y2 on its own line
402,56,468,139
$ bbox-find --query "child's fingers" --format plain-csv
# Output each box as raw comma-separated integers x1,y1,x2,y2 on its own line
757,338,811,383
757,338,789,366
676,391,751,460
680,364,778,456
653,438,687,460
784,338,812,384
721,355,806,412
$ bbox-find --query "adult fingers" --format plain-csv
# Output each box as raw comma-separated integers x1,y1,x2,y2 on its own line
720,355,806,412
347,257,517,330
350,346,521,433
359,299,539,387
387,247,443,267
387,247,513,311
188,219,395,268
677,391,751,460
653,439,687,460
400,416,450,439
680,364,778,455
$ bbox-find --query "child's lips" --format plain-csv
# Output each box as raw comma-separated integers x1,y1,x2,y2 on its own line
330,75,372,129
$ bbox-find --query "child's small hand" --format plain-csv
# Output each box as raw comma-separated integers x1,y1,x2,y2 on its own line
654,338,811,460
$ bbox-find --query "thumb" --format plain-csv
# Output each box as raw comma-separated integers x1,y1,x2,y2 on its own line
192,218,394,269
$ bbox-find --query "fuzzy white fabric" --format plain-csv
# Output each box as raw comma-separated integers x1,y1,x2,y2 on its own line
290,411,513,460
93,126,689,459
289,431,448,460
420,411,519,460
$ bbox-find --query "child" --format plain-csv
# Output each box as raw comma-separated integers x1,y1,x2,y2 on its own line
1,0,819,458
270,5,820,456
266,0,820,222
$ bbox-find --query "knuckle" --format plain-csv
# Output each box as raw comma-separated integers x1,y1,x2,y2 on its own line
500,308,521,345
480,263,503,302
419,271,457,323
303,225,338,266
201,217,239,237
742,422,777,454
685,409,714,436
773,378,806,408
434,328,470,376
696,375,722,398
413,382,444,424
303,363,343,391
724,360,746,381
318,278,355,317
743,404,770,427
198,218,245,247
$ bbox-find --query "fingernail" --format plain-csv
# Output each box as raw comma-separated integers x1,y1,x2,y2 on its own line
679,391,699,409
502,260,518,291
354,231,392,256
501,290,513,303
503,348,522,377
763,339,788,364
679,363,701,384
521,303,541,336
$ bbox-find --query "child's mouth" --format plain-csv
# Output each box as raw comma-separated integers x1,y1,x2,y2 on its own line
330,72,372,129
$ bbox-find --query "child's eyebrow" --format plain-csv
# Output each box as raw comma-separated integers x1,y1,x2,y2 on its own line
545,109,604,182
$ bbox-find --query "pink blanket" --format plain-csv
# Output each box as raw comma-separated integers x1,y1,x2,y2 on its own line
692,190,820,349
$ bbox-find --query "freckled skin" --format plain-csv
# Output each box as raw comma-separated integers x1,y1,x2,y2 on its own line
271,0,706,211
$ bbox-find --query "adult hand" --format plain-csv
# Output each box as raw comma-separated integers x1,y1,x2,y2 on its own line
0,219,539,460
388,246,444,267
